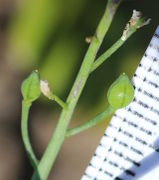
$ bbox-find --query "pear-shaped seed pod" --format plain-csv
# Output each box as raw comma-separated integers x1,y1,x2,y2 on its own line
107,73,134,110
21,70,41,102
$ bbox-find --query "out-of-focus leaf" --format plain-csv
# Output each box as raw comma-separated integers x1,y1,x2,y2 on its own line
7,0,64,70
7,0,87,71
40,36,81,96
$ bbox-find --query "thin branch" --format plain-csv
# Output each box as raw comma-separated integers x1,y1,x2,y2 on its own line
91,10,151,72
66,106,113,138
21,101,38,169
40,80,67,109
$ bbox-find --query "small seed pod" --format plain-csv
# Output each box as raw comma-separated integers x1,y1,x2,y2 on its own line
107,73,134,110
21,70,41,102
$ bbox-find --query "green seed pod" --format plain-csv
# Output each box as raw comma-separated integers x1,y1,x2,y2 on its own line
21,70,41,102
107,73,134,110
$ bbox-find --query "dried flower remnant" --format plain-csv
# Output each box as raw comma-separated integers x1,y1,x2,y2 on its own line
130,10,142,26
40,80,67,109
40,80,51,97
121,10,151,41
85,36,92,44
137,18,151,29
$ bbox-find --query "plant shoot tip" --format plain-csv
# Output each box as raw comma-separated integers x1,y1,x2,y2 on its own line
121,9,150,41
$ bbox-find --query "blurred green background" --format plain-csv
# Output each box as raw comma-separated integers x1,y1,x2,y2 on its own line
0,0,158,179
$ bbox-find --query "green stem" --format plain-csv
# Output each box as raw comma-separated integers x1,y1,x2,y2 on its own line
66,106,114,138
91,24,137,72
49,93,67,109
21,100,38,169
32,1,122,179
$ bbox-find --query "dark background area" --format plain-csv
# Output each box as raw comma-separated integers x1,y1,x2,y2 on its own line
0,0,158,179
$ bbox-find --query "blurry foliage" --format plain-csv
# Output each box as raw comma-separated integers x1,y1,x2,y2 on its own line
7,0,86,69
39,35,82,96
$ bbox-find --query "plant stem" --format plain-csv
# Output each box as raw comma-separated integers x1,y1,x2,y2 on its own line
21,100,38,169
66,106,114,138
49,93,67,109
91,19,142,72
91,10,151,73
32,1,122,179
91,32,134,72
40,80,67,109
